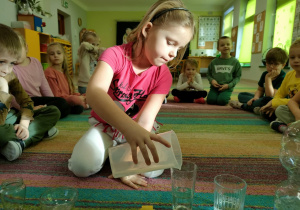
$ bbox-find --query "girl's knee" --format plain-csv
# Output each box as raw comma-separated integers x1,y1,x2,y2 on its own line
68,156,102,177
68,127,112,177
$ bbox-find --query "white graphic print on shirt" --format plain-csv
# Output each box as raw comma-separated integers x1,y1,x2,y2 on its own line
214,65,233,73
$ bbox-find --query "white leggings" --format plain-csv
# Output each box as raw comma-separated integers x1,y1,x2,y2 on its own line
68,118,163,178
68,118,114,177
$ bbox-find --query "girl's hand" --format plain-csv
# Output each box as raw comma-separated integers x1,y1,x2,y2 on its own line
108,174,147,189
0,77,9,93
211,80,220,88
14,124,29,140
124,126,171,165
218,84,229,91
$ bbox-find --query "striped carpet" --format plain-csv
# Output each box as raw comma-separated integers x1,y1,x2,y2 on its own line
0,79,286,209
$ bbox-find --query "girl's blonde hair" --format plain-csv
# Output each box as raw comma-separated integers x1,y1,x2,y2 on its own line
47,42,75,93
15,31,27,48
290,38,300,49
0,24,22,59
183,58,198,73
80,30,100,44
127,0,195,68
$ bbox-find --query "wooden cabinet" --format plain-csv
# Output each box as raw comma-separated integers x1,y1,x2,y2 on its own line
13,28,73,75
14,28,40,60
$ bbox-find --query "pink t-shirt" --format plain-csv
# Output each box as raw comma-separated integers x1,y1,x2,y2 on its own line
13,57,54,97
91,43,172,123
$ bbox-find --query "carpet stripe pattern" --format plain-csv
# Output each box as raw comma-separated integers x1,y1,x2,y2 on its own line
0,80,286,209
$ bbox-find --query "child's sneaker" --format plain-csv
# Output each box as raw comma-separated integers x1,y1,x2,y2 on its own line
44,127,59,140
229,100,243,109
253,107,261,115
194,97,206,104
174,96,180,103
0,140,23,161
270,120,287,133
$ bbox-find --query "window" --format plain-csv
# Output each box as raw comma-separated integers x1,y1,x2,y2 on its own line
273,0,296,52
239,0,256,63
223,8,234,37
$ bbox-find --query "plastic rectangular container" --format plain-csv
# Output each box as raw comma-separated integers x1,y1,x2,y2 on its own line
109,130,182,178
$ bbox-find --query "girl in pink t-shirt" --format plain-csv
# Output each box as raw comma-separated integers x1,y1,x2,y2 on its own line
69,0,195,189
45,42,88,114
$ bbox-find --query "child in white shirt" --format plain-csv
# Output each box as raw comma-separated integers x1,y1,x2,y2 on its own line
171,59,207,103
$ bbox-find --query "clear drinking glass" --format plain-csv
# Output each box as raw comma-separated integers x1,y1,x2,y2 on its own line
214,174,247,210
0,177,26,210
171,160,197,210
39,187,78,210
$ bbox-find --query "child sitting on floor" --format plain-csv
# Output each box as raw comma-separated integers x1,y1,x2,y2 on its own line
229,47,287,113
77,30,105,94
13,33,71,118
68,0,194,189
262,39,300,133
171,58,207,103
207,36,242,106
44,42,88,114
0,24,60,161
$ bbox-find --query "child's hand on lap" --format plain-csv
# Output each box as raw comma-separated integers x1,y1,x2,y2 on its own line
211,79,220,88
247,97,258,106
218,84,229,91
260,100,275,117
14,124,29,140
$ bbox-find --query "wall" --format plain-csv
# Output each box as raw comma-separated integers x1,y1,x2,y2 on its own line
0,0,87,71
227,0,278,82
87,10,222,52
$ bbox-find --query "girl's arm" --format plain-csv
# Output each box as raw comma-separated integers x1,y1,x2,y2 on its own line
40,71,54,97
86,61,170,165
176,73,189,90
190,73,204,90
288,91,300,121
134,93,166,131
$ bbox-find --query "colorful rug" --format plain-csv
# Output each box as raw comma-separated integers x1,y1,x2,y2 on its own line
0,79,286,209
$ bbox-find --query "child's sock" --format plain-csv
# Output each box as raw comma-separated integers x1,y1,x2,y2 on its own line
194,97,205,104
174,96,180,103
0,140,23,161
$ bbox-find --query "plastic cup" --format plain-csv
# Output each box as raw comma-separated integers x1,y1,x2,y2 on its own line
109,130,182,178
171,161,197,210
214,174,247,210
39,187,78,210
0,177,26,210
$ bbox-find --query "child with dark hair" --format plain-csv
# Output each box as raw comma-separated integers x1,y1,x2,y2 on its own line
262,39,300,133
207,36,242,106
229,47,288,113
171,58,207,103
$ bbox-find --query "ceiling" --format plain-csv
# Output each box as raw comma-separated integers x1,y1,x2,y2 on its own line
71,0,233,12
